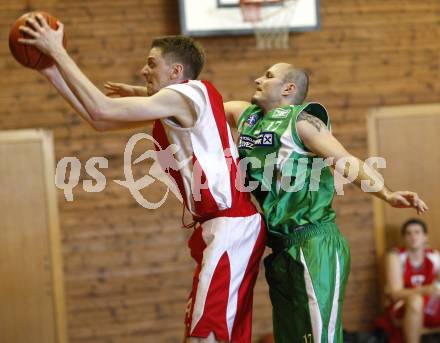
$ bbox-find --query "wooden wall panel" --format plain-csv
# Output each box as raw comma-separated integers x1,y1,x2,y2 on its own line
368,105,440,305
1,0,439,341
0,130,67,343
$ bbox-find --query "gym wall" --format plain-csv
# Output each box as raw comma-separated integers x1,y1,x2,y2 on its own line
1,0,439,342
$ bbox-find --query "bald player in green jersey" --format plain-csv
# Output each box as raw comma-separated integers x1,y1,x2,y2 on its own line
223,63,428,343
105,63,428,343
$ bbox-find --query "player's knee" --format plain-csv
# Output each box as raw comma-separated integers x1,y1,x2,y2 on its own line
405,294,424,313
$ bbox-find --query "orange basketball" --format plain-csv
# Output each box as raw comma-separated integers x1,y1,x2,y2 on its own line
9,11,67,70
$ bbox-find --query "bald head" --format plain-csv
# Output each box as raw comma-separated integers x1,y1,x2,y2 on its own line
276,63,309,104
273,63,309,105
252,63,310,112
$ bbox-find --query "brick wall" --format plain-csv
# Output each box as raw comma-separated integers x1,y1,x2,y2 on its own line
2,0,440,342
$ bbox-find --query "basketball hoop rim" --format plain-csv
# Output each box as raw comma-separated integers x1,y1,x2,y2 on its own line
240,0,284,23
240,0,283,4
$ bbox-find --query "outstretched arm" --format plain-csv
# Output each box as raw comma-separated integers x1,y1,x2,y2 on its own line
19,15,195,126
297,111,428,214
102,85,251,130
103,88,253,128
104,82,149,97
41,65,151,131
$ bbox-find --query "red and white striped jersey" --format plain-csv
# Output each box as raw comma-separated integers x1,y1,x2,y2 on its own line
397,247,440,287
152,80,256,219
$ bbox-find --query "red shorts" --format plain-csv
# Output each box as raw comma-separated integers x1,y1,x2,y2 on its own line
390,295,440,327
185,213,266,343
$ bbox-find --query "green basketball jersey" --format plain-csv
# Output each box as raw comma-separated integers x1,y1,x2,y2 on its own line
237,103,336,234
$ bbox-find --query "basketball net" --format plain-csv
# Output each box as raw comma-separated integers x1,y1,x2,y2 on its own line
240,0,299,50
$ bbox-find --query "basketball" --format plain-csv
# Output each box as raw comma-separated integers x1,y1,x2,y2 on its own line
9,11,66,70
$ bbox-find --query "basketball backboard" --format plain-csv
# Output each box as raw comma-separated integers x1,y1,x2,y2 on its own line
179,0,320,37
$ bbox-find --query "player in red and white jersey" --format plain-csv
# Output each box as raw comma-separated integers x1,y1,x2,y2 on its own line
397,247,439,289
386,219,440,343
153,79,265,343
23,22,265,343
153,79,256,219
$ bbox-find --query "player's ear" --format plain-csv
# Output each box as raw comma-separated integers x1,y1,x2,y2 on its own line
282,82,296,96
170,63,184,80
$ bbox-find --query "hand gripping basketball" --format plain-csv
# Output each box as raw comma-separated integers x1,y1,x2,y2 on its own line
9,12,67,69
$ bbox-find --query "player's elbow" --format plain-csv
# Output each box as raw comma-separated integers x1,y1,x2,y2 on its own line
89,97,114,121
92,123,108,132
89,108,106,121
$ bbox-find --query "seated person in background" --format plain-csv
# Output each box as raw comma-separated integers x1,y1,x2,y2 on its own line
386,219,440,343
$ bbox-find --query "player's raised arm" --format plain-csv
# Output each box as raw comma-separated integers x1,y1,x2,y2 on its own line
19,14,195,126
296,111,428,214
40,65,151,131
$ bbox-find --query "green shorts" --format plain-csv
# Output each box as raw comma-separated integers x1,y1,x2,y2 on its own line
264,222,350,343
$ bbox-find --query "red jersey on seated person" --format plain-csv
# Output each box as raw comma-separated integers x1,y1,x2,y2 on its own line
397,247,440,288
376,248,440,343
391,247,440,328
152,80,257,220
